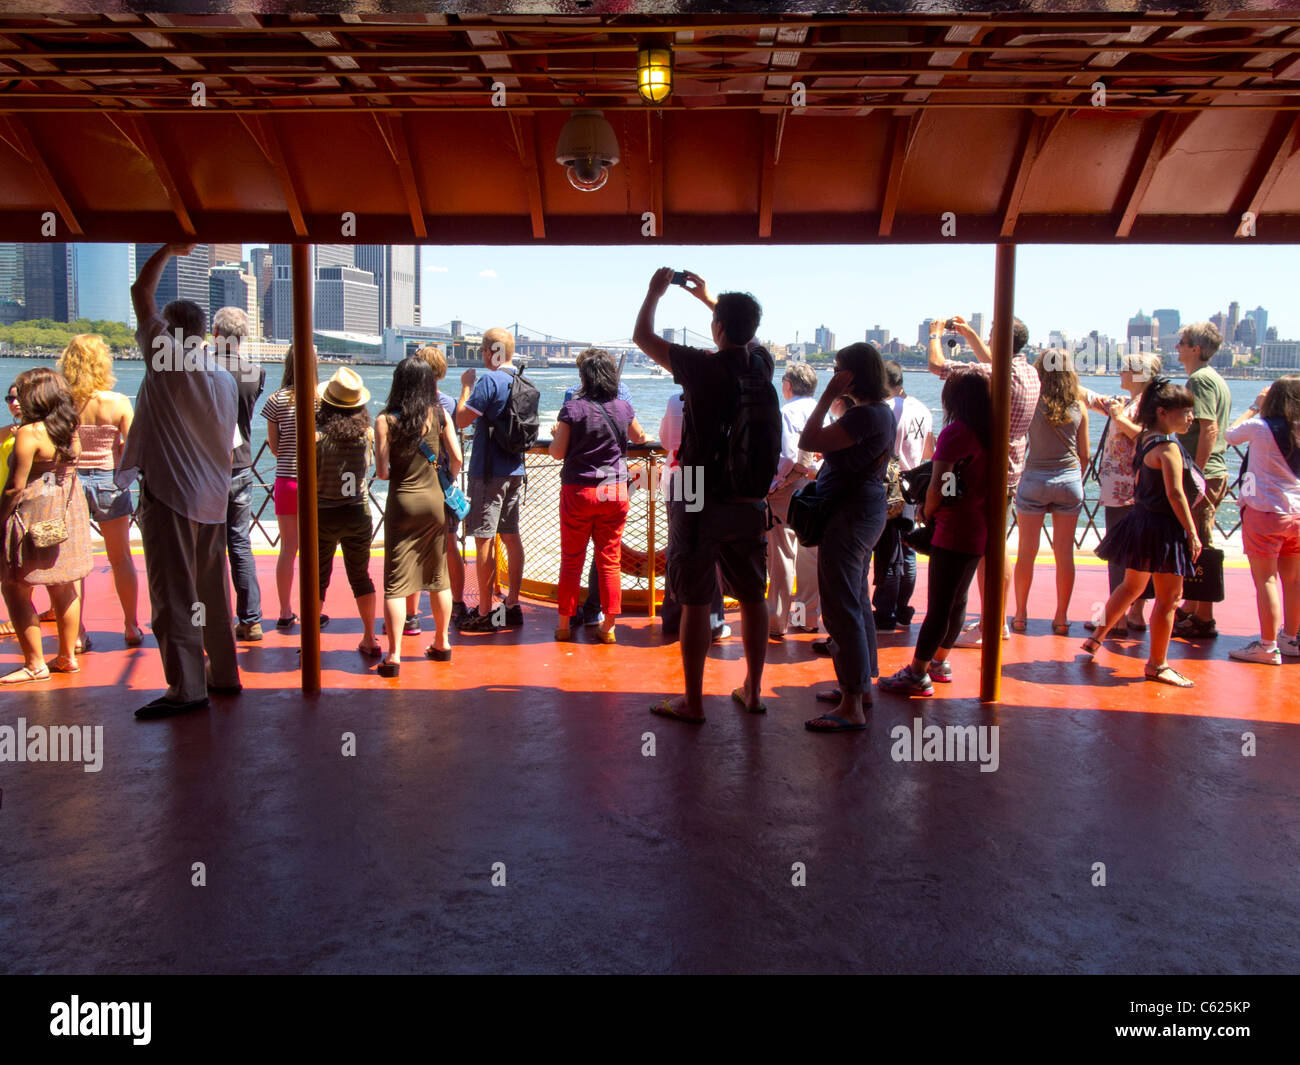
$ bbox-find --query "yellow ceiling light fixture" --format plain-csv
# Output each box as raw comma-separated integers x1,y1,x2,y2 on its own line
637,43,673,104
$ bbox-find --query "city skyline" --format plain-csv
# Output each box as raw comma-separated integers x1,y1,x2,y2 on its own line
2,241,1295,351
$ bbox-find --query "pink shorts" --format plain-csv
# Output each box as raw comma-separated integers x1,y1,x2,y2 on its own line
273,476,298,517
1242,506,1300,559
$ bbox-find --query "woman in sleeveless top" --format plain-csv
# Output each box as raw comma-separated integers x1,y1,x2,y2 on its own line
1,368,93,682
58,334,141,649
1012,349,1089,635
549,348,646,643
1087,377,1200,687
375,357,462,677
315,368,380,658
261,347,319,629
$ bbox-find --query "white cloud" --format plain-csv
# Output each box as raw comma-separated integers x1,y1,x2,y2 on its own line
478,268,497,278
428,264,449,273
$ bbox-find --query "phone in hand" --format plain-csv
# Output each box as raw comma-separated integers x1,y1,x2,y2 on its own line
671,271,687,286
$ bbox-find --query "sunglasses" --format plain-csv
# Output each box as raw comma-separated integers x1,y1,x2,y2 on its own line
5,394,17,403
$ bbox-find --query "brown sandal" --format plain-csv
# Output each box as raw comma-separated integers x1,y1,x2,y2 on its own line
1145,664,1193,687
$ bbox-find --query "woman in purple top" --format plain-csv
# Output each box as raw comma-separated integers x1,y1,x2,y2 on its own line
548,349,645,643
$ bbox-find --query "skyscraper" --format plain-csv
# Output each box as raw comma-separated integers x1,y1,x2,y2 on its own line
271,245,381,338
814,324,835,352
1248,306,1268,347
1227,301,1240,344
209,244,243,269
21,243,71,322
865,325,889,345
134,244,211,322
210,264,258,336
970,312,984,339
250,247,273,338
0,243,23,304
73,244,137,328
355,245,417,330
412,247,422,326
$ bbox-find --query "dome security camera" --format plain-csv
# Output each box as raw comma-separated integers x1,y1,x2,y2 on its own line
556,110,620,192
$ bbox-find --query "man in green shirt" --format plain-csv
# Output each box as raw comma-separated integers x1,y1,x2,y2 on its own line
1175,321,1231,637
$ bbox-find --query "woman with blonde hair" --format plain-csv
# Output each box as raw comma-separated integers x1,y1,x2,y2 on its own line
1011,348,1089,634
261,347,318,629
1,368,93,682
57,334,141,649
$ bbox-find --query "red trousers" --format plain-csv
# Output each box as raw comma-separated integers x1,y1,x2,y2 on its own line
558,483,629,618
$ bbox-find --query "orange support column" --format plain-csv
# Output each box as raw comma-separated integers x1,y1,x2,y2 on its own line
292,243,321,694
980,244,1016,703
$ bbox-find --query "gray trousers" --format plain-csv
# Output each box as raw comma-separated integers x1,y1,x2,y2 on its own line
816,488,888,695
139,484,239,703
766,479,820,633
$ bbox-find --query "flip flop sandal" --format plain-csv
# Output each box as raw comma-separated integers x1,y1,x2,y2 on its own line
805,714,867,733
1081,637,1102,657
75,633,92,654
815,688,842,703
1146,665,1194,687
124,630,144,647
276,614,298,630
1,664,52,684
357,642,384,658
38,608,56,623
649,697,705,724
48,658,80,673
1052,622,1071,636
731,687,767,714
1010,617,1028,633
0,620,15,637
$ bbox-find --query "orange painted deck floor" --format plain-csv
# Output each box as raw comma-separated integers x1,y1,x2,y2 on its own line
2,552,1298,973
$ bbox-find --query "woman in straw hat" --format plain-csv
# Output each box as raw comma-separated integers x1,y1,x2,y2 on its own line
315,367,381,657
374,356,462,676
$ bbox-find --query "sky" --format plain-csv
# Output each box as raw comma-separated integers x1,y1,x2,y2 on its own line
246,243,1297,348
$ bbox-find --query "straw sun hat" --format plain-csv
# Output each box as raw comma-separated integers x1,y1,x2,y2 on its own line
317,366,371,408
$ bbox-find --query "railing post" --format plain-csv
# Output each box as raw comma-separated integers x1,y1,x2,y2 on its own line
647,452,657,620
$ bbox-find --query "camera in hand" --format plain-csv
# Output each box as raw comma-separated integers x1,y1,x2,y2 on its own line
944,318,958,331
671,271,687,286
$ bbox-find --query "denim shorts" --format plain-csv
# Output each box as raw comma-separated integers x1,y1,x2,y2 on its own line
80,467,135,522
1015,468,1083,516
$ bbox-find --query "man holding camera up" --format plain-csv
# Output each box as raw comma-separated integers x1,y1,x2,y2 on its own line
927,314,1038,646
633,268,779,723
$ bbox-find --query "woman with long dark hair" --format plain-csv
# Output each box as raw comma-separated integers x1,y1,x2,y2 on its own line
1084,376,1200,686
315,368,381,657
549,348,646,643
0,368,93,682
374,356,462,676
879,370,992,697
1224,375,1300,663
800,342,896,732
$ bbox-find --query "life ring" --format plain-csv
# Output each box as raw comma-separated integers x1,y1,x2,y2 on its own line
620,541,668,579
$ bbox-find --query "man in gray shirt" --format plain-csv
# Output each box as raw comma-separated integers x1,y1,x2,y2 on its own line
125,243,240,719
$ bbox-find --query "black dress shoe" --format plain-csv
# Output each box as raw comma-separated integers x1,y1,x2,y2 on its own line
135,696,209,720
812,639,834,657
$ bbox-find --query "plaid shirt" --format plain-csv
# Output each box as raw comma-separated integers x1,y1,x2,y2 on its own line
935,354,1040,488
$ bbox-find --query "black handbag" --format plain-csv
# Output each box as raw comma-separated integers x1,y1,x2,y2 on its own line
787,480,832,548
900,456,969,507
904,520,935,556
1182,546,1225,603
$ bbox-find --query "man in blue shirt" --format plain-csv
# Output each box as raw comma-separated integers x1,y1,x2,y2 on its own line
455,327,527,632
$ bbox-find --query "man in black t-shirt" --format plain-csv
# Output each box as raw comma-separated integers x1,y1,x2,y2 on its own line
633,267,775,723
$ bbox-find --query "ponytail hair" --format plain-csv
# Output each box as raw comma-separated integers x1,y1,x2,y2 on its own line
1135,374,1194,429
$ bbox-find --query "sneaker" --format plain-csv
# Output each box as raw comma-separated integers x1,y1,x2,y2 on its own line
451,601,468,622
403,615,420,636
929,660,953,683
954,622,983,648
235,622,263,642
459,611,504,633
1229,640,1281,665
711,624,732,642
1280,635,1300,658
879,665,934,696
505,605,525,628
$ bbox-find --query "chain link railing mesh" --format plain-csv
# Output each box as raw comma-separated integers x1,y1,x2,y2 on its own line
93,427,1251,574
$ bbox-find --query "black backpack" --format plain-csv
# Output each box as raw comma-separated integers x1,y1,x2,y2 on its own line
719,348,782,502
486,365,540,475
